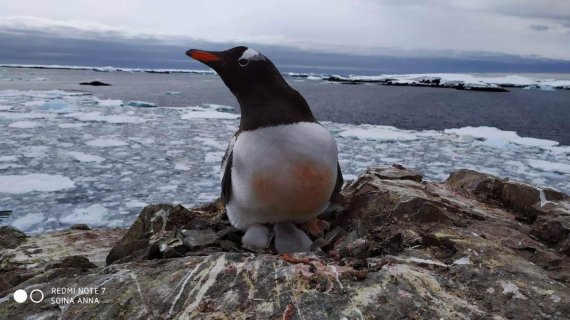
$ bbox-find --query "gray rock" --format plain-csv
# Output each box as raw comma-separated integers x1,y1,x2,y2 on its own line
70,223,91,230
367,164,423,182
0,226,27,249
446,169,504,200
79,80,111,86
531,215,570,255
448,169,570,224
181,229,218,249
1,166,570,319
501,181,543,221
45,255,98,270
0,228,124,294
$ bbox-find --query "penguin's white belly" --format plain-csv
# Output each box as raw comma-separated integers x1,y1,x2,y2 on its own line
227,122,338,230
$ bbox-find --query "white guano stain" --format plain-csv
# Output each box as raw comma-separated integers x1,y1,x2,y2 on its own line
183,255,227,314
330,265,344,290
130,272,149,315
168,261,204,317
500,281,527,300
150,208,170,234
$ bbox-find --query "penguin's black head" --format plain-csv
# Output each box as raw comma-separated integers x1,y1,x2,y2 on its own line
186,46,287,99
186,46,316,130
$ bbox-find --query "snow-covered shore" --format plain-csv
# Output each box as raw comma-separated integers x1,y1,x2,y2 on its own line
3,64,570,90
0,64,215,75
323,73,570,91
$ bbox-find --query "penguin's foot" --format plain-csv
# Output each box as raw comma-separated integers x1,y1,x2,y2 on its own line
241,223,271,250
300,218,330,238
274,221,312,253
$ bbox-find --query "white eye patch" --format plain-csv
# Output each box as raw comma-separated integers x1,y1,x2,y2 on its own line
238,48,265,66
238,48,265,60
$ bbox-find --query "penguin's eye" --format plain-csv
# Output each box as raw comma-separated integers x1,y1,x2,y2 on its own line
238,58,249,67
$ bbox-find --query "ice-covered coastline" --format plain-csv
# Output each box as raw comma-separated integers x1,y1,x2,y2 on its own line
323,73,570,91
0,89,569,234
0,64,216,75
3,64,570,90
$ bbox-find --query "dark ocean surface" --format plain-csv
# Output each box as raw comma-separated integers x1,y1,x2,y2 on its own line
2,67,570,145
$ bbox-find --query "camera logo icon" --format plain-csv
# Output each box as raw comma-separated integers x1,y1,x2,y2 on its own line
13,289,44,303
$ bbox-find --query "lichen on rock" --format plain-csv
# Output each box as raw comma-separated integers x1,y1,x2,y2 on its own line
1,165,569,319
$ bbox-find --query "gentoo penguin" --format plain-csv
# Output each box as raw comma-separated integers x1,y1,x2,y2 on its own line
186,46,343,253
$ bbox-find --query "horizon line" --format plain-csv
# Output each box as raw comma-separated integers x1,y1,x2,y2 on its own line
4,63,570,79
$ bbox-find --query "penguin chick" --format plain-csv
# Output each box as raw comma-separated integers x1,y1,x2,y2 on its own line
274,222,313,253
241,223,271,249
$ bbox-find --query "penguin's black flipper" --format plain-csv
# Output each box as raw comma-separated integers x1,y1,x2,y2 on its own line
221,151,233,205
330,161,344,201
220,133,238,205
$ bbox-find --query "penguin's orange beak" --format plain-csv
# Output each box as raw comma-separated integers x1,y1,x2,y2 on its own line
186,49,221,62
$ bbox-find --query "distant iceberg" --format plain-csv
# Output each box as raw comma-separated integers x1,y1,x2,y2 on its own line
325,73,570,91
523,84,556,91
125,101,157,108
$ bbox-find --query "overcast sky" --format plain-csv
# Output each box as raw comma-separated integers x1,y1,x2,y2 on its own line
1,0,570,73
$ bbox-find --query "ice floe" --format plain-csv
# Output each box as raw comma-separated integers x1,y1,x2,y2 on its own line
523,84,556,91
0,155,18,162
0,89,568,233
66,151,105,163
527,159,570,174
180,105,240,120
125,200,148,208
58,123,88,129
0,112,55,120
174,162,191,171
8,120,41,128
340,126,418,141
11,212,45,231
24,99,76,113
65,111,147,124
205,152,225,163
0,173,75,193
86,138,128,147
126,101,157,108
444,126,559,148
94,98,123,107
58,204,114,226
19,146,50,158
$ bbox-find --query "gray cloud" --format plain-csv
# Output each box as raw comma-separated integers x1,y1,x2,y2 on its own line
473,0,570,21
0,1,569,60
529,24,550,31
2,29,570,75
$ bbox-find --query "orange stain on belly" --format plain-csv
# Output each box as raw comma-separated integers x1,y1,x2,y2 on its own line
252,161,332,217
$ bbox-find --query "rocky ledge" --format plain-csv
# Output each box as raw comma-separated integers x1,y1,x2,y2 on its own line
1,165,569,319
